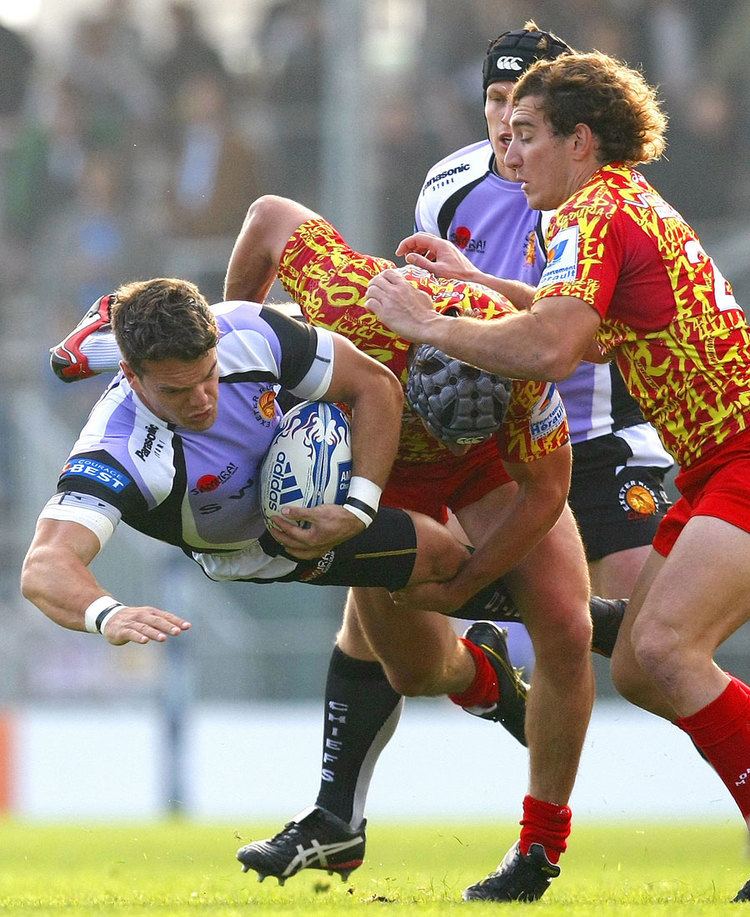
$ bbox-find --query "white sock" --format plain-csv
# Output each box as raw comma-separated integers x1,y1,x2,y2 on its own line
79,331,122,372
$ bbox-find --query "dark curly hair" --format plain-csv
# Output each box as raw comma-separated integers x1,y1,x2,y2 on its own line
512,51,667,166
111,277,219,376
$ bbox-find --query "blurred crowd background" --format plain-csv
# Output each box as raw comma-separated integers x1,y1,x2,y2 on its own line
1,0,749,714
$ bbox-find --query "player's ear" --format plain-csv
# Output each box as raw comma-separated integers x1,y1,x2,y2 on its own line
120,361,137,385
571,122,596,160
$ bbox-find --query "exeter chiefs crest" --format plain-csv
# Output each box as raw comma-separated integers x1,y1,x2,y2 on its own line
618,480,658,519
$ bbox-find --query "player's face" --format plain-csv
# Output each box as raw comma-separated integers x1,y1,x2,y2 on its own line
415,415,473,456
124,350,220,431
505,94,575,210
484,80,517,179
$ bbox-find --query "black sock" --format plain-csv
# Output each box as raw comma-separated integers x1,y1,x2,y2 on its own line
315,645,403,828
589,596,627,657
448,577,521,621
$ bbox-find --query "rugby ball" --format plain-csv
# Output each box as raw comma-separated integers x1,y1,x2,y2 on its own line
259,401,352,528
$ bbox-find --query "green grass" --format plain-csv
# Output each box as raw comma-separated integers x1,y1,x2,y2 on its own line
0,820,745,914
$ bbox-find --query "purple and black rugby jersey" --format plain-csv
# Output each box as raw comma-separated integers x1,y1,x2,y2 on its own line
54,302,334,553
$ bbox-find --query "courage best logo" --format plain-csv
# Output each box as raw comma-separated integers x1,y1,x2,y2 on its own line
60,458,131,492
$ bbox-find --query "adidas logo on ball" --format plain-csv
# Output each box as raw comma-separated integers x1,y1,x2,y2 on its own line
265,452,304,512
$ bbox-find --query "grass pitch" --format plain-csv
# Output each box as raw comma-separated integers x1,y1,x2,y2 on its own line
0,819,745,915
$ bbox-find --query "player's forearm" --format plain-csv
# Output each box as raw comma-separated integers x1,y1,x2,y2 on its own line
21,543,109,633
447,478,568,603
224,195,314,303
470,272,536,311
224,201,280,302
223,236,277,303
347,373,404,489
426,308,576,381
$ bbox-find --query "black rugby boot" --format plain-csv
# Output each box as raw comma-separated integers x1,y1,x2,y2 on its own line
461,621,529,746
237,806,365,885
463,841,560,902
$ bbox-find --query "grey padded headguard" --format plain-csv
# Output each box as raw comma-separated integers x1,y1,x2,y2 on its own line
406,344,512,445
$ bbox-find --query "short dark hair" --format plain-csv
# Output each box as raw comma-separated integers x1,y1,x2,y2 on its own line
512,51,667,166
111,277,219,376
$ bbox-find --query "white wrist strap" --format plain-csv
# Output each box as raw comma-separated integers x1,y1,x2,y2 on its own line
343,476,382,529
84,595,125,635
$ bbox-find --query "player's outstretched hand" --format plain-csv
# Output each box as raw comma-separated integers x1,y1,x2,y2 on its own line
103,606,192,646
396,232,478,281
365,269,440,342
269,504,365,559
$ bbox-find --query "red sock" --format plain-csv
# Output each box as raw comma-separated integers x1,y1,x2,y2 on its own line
519,794,572,864
676,676,750,820
448,637,499,709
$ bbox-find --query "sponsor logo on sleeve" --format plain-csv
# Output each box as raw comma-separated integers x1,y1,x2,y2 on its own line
539,226,579,286
60,458,131,492
530,383,566,440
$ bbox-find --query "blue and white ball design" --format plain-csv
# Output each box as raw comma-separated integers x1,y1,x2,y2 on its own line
259,401,352,528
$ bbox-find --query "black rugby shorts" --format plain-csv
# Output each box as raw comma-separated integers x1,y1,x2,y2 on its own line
257,507,417,589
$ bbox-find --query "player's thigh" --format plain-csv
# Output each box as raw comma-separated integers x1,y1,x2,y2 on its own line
406,510,469,584
503,504,590,650
453,480,516,546
635,515,750,654
588,544,652,599
348,585,458,675
337,588,378,661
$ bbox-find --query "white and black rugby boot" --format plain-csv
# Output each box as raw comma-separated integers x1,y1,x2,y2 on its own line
237,806,366,885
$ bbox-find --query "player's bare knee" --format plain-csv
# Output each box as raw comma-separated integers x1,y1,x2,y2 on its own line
610,639,667,709
407,512,469,584
533,609,592,672
610,650,645,703
630,616,683,687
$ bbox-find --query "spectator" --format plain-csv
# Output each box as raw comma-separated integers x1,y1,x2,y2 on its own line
163,70,262,299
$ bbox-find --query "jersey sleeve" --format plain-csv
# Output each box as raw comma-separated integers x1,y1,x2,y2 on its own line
55,449,151,520
498,381,569,463
414,173,439,234
533,200,623,319
257,303,334,398
277,217,411,371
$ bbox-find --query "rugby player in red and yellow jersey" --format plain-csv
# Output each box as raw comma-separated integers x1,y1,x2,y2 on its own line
368,51,750,903
224,194,594,891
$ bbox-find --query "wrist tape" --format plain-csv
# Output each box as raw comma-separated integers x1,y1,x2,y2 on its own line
342,476,382,528
84,595,125,635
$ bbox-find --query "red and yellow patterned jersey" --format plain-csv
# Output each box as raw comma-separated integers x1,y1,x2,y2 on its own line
534,164,750,468
279,218,568,465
